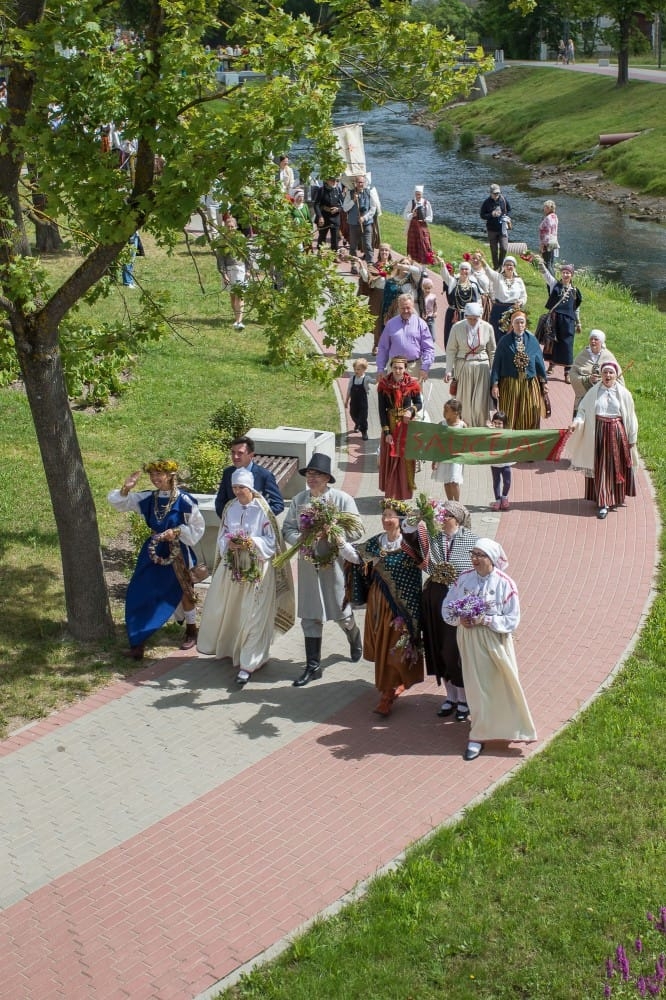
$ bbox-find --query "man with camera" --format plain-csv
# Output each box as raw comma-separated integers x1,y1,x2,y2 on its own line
480,183,513,270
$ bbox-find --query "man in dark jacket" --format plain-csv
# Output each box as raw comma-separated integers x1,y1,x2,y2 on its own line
214,436,285,517
480,183,512,269
313,177,344,251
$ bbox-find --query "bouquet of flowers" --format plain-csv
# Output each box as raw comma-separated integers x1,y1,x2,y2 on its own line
224,530,261,584
447,593,488,624
273,499,363,570
406,493,438,537
389,616,421,666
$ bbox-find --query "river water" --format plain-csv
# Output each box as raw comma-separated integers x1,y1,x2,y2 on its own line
330,97,666,311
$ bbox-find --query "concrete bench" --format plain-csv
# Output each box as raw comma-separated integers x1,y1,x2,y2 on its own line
253,454,299,489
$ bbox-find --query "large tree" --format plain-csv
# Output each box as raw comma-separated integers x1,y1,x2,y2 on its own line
0,0,520,642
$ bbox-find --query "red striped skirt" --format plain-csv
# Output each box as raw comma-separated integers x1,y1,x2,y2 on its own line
584,415,636,508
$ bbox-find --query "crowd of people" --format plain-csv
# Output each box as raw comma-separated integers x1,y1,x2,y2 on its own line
109,164,640,764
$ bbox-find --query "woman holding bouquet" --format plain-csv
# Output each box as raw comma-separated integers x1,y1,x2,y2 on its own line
197,468,294,684
402,500,479,721
443,538,536,761
342,499,424,717
378,356,423,500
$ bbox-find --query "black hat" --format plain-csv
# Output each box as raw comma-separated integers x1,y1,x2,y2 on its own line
299,452,336,483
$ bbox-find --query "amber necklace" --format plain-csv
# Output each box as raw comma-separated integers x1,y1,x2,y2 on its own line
154,489,177,523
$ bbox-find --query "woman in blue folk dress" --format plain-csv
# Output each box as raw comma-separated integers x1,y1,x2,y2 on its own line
108,459,205,659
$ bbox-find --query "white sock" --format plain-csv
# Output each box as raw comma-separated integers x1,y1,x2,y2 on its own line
184,608,197,625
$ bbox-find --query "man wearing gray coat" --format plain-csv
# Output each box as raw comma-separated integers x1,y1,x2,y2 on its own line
282,453,365,686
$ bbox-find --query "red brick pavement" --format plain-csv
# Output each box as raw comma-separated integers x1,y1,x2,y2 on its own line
0,289,658,998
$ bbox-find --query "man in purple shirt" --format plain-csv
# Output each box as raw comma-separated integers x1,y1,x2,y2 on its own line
375,294,435,381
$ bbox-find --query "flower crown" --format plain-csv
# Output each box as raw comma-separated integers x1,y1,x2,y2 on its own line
381,498,410,516
143,459,178,473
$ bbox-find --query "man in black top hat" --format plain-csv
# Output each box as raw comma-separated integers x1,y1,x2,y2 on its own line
282,453,365,686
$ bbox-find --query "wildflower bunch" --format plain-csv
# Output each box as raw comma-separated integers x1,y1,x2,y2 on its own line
389,616,420,666
447,593,488,623
273,499,363,570
224,530,261,584
602,909,666,997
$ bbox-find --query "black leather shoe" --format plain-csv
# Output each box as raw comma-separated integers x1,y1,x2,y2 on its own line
597,507,608,519
455,704,471,722
463,742,483,761
292,665,322,687
437,701,456,718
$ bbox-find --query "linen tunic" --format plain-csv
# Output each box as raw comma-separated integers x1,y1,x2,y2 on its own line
197,496,279,671
443,568,536,743
283,486,364,621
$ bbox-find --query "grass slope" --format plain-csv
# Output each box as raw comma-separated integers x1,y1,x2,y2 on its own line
444,66,666,195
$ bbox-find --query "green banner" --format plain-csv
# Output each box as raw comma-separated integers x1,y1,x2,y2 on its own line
405,422,570,465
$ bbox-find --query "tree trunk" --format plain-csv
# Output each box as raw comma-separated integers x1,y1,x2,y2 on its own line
34,217,64,253
616,16,631,86
16,319,115,641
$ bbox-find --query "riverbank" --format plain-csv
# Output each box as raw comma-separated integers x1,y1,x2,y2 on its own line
480,141,666,222
422,64,666,222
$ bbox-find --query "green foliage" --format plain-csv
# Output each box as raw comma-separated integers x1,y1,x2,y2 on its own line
459,128,475,151
128,512,151,560
185,398,257,492
409,0,477,39
210,400,257,440
434,121,455,147
185,433,227,494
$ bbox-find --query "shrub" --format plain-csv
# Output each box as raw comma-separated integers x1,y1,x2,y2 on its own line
185,432,227,493
210,400,256,439
459,129,475,152
434,122,454,148
185,399,257,492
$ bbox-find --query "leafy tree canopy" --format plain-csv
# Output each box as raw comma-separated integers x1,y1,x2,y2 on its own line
1,0,534,640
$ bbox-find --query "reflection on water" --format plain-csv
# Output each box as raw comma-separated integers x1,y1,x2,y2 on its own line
331,97,666,311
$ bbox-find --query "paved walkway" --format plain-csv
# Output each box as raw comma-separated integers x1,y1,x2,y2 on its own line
0,263,659,999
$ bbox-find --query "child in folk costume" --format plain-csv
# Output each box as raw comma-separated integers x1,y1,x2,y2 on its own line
488,410,515,511
421,277,438,342
345,358,373,440
431,398,466,502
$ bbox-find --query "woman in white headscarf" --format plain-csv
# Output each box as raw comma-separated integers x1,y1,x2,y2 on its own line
442,538,537,761
404,184,434,265
198,467,294,684
566,361,638,520
569,329,622,417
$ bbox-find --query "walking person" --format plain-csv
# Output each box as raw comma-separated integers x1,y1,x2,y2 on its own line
490,310,549,430
443,538,537,761
445,301,496,428
479,183,512,270
108,459,205,659
281,454,365,686
488,410,515,511
342,499,424,717
197,468,294,684
431,399,466,503
536,259,582,384
538,200,559,275
402,500,478,720
566,362,638,520
343,175,376,271
377,356,423,500
345,357,373,440
404,184,435,265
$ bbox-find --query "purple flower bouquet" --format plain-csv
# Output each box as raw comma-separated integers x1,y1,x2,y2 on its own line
447,593,488,623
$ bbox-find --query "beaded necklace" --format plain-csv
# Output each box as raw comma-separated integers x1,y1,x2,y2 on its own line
153,489,178,523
